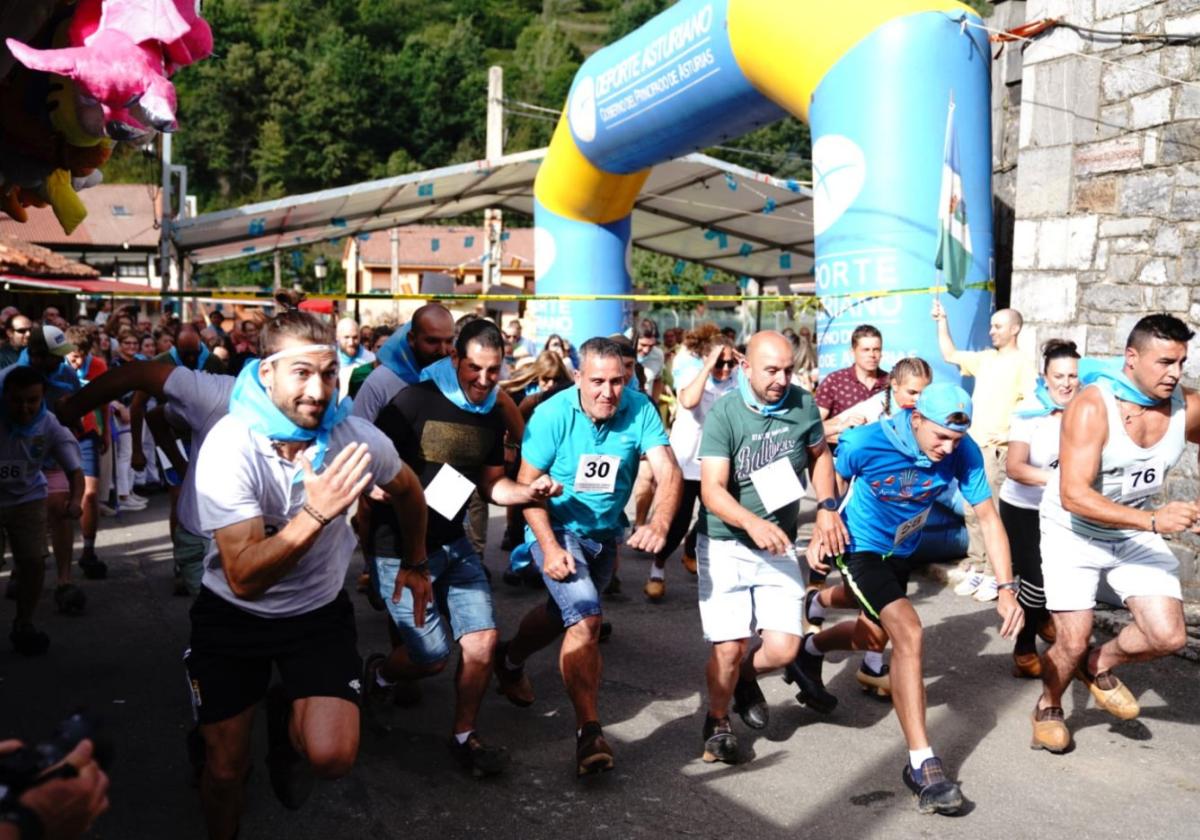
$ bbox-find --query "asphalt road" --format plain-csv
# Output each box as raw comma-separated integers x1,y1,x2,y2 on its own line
2,493,1198,839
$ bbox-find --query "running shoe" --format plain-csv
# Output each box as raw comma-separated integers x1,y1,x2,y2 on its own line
783,634,838,714
953,572,985,597
902,756,964,815
127,491,149,504
701,715,739,764
54,583,87,615
1030,704,1071,753
450,732,510,778
493,641,535,707
1076,658,1139,720
643,577,665,602
856,662,891,697
78,554,108,580
9,621,49,656
265,685,314,810
119,496,148,511
731,677,769,730
576,721,614,777
972,575,998,602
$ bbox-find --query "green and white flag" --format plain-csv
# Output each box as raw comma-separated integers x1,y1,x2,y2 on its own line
935,94,972,299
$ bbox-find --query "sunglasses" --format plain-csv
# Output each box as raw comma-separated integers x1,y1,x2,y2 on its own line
10,328,31,335
714,359,737,369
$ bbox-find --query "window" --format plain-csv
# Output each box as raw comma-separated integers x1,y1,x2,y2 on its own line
110,205,131,217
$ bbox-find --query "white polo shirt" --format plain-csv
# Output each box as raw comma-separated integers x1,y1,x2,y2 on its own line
195,414,402,617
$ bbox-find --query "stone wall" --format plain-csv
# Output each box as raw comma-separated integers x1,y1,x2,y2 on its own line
1001,0,1200,597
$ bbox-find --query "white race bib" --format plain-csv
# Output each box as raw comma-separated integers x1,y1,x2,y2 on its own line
0,461,24,483
750,458,804,514
1121,460,1165,501
894,507,931,546
424,464,477,521
574,454,620,494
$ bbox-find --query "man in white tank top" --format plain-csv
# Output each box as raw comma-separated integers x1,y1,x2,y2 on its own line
1033,315,1200,754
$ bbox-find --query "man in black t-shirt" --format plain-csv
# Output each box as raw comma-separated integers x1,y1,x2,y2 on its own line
366,320,560,777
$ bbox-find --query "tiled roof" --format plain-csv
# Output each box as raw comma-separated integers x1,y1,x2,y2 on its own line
352,225,535,270
0,184,162,249
0,235,100,278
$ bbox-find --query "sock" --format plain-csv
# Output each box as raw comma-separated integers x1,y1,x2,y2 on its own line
649,565,665,581
805,636,822,657
375,670,395,689
83,538,95,552
454,731,473,745
909,747,935,771
863,651,884,672
505,654,522,671
808,595,826,620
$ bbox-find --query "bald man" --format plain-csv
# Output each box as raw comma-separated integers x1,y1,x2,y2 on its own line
932,300,1037,576
352,304,456,424
695,331,846,764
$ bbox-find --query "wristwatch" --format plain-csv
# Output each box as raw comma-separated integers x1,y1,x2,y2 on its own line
0,803,45,840
816,498,838,512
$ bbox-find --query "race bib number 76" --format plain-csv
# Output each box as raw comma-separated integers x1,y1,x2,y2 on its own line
1122,460,1165,501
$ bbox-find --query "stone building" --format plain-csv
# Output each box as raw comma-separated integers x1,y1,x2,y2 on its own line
995,0,1200,599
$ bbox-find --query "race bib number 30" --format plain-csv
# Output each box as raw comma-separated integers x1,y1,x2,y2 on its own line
1122,460,1165,501
0,461,25,483
575,454,620,494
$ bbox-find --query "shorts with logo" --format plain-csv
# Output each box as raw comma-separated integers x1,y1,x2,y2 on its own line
697,533,806,642
836,550,918,626
185,588,361,725
1039,517,1182,611
530,529,616,628
374,537,496,666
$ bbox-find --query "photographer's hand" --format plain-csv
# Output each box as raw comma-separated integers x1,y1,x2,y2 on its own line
18,739,109,840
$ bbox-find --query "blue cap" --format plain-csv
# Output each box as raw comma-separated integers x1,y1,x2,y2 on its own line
915,382,973,432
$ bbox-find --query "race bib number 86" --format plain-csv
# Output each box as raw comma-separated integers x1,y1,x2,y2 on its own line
0,461,25,483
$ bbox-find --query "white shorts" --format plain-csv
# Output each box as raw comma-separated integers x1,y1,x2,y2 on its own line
696,533,805,643
1039,517,1182,611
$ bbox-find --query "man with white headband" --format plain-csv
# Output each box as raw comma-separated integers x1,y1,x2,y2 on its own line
804,381,1023,816
186,309,430,839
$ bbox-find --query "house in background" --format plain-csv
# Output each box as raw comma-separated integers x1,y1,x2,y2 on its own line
0,233,154,318
341,225,534,325
0,183,188,290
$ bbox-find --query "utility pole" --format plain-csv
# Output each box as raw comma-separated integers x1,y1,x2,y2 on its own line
390,226,400,321
159,132,172,298
483,66,504,303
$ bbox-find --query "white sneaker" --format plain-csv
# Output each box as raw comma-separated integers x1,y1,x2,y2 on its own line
953,572,985,597
128,491,149,504
119,496,147,511
972,575,999,602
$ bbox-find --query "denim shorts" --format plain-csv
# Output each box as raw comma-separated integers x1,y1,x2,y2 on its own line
374,537,496,666
77,435,100,478
530,530,616,628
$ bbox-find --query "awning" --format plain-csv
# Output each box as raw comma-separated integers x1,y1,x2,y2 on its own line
1,274,161,298
171,149,815,289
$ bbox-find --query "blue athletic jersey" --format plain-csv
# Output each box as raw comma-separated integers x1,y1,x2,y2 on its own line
836,416,990,557
521,384,669,539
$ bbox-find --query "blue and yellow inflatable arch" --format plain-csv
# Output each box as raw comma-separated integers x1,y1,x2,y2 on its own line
531,0,994,388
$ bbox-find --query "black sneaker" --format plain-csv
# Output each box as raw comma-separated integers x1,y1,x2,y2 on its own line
78,554,108,580
783,634,838,714
54,583,87,615
265,685,313,810
576,721,614,777
450,732,510,778
731,678,769,730
10,622,49,656
902,757,964,815
701,715,739,764
803,588,825,628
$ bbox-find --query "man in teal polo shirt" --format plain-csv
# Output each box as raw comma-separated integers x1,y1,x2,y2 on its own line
495,336,682,777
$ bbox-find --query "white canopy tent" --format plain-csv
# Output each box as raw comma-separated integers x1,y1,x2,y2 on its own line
171,148,815,293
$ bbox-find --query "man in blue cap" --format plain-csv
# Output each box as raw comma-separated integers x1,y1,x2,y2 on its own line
801,381,1024,816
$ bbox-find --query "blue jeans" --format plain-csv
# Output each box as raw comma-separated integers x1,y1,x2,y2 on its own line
531,530,616,628
374,537,495,665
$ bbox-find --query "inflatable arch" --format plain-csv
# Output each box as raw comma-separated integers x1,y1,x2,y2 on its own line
530,0,995,389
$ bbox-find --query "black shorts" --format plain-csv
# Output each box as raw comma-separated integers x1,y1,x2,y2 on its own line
185,588,362,725
836,551,916,626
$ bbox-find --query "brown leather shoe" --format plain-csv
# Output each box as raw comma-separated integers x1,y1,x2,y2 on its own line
1012,651,1042,679
493,642,535,707
576,721,614,776
1077,657,1139,720
1030,705,1071,753
681,552,697,575
643,578,665,602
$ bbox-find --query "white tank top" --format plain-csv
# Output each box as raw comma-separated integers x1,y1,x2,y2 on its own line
1040,381,1186,540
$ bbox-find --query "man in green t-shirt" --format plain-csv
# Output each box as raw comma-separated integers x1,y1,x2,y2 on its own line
695,331,847,764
